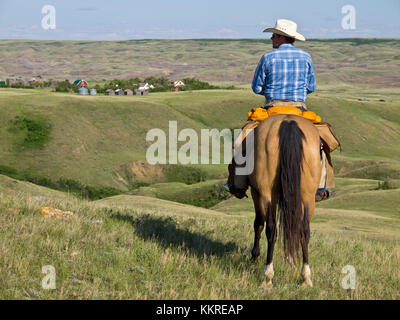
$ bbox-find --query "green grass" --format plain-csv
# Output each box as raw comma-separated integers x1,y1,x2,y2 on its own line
0,167,123,201
1,39,400,299
1,179,399,299
132,179,230,208
1,87,399,190
163,165,209,185
8,114,52,150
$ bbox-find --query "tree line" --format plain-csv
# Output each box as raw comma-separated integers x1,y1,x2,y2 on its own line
0,77,235,93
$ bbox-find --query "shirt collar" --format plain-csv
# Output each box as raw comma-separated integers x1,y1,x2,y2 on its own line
278,43,295,49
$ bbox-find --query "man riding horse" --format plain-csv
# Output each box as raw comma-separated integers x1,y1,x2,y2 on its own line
225,19,334,202
223,19,342,287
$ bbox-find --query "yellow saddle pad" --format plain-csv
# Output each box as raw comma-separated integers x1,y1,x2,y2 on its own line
247,106,322,123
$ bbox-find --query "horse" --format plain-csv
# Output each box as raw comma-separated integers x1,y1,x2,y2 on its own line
238,114,322,287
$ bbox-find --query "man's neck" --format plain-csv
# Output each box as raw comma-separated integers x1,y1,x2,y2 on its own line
278,43,294,48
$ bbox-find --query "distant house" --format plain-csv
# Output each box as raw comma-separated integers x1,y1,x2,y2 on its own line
0,81,6,86
136,89,149,96
78,87,88,95
115,89,124,95
73,79,88,86
124,89,133,95
105,89,115,95
89,88,97,95
171,87,179,92
138,83,154,91
173,80,185,88
29,77,37,84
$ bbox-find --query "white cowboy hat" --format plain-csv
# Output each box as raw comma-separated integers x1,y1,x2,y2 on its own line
263,19,306,41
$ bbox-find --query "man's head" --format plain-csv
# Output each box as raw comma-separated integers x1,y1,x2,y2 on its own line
271,33,295,48
264,19,305,47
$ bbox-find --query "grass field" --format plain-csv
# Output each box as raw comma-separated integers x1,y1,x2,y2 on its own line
1,174,399,299
0,39,399,300
1,87,399,188
1,38,399,87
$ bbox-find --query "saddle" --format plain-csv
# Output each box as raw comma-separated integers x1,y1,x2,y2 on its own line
245,105,341,152
247,106,322,123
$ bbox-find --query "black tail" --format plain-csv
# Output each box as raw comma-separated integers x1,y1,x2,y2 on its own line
277,120,305,265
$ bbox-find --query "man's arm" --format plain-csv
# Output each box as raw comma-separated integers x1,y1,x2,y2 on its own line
306,58,316,94
252,55,267,95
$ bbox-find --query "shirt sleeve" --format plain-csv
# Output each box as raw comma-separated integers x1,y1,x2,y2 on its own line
252,55,267,95
306,58,316,94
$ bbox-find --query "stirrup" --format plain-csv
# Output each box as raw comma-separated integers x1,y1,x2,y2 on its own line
315,189,332,202
224,183,248,199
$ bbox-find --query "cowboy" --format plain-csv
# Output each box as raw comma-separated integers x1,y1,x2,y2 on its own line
252,19,314,111
225,19,333,201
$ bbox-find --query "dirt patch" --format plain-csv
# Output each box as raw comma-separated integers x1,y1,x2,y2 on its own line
117,161,165,185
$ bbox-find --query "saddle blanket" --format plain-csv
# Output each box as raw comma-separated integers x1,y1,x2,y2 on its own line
245,106,340,152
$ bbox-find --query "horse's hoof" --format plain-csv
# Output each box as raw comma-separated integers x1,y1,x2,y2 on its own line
301,264,312,287
302,279,313,288
250,253,259,263
261,280,274,290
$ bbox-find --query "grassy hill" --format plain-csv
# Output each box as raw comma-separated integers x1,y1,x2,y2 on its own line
0,173,399,299
1,87,399,299
0,86,399,189
1,38,399,87
1,39,400,300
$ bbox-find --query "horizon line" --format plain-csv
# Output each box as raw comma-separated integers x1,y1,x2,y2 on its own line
0,37,399,41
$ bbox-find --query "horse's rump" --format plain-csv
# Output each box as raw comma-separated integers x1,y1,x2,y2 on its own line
251,115,321,264
247,115,323,286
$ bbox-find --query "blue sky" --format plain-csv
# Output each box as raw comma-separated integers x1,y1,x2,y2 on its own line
0,0,399,40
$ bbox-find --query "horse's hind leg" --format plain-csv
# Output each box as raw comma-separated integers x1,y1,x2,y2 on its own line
300,202,314,287
264,201,277,288
250,188,266,262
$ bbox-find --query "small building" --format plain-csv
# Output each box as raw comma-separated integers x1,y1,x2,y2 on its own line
124,89,133,95
115,89,124,95
171,87,179,92
89,88,97,95
174,80,185,88
78,87,88,95
136,89,149,96
73,79,88,86
138,83,154,91
0,81,6,86
105,89,115,95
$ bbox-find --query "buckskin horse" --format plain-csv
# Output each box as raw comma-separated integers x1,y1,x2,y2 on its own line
240,114,322,287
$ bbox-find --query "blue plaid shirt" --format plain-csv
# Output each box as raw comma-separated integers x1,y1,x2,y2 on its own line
252,43,316,103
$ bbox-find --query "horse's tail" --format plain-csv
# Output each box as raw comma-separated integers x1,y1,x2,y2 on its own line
277,120,305,265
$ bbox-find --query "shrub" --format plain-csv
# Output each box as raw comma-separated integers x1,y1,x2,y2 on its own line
0,165,18,176
8,115,52,149
181,78,218,91
164,165,209,185
55,80,73,92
